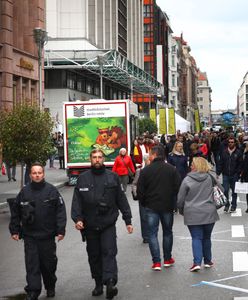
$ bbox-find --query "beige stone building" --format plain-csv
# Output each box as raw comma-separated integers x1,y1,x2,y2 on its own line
197,71,212,127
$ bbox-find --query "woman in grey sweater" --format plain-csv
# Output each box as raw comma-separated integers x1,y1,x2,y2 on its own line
177,157,222,272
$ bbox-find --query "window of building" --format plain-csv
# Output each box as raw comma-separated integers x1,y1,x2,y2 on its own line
67,72,76,90
172,74,176,87
172,55,175,67
199,105,203,109
13,79,17,107
171,45,176,53
246,93,248,101
246,84,248,93
144,24,153,37
113,91,117,100
86,81,93,94
31,80,36,104
22,78,28,102
144,62,151,74
144,43,152,55
77,81,82,91
94,85,100,96
144,5,152,17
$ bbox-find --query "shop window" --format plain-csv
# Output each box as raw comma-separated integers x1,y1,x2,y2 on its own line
86,82,93,94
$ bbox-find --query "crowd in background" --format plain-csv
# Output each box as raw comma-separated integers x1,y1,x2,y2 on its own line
128,127,248,214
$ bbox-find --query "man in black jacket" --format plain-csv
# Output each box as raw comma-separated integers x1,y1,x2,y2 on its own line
217,136,243,213
9,162,67,300
71,149,133,300
137,146,181,271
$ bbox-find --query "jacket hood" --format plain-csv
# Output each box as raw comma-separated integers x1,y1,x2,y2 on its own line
187,171,209,182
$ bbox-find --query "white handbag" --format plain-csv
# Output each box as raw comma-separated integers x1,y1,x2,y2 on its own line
235,182,248,194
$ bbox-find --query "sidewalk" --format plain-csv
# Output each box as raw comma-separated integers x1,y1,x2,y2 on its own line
0,160,68,208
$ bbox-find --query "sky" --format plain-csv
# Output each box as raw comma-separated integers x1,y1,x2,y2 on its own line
156,0,248,110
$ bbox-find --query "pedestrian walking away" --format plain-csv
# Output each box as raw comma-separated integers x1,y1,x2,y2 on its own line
177,157,221,272
131,153,150,243
71,149,133,299
137,145,181,271
9,162,67,300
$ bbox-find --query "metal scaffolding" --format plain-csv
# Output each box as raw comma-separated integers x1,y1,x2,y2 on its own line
44,49,163,95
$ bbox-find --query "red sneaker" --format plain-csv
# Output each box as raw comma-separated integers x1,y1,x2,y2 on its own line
151,262,161,271
164,257,175,267
190,264,201,272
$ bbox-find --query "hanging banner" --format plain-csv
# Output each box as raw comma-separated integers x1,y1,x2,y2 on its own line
194,109,200,133
150,108,157,125
159,108,167,134
168,108,176,135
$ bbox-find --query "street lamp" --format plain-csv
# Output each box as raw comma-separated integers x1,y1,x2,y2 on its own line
33,27,48,110
129,75,134,102
97,54,106,99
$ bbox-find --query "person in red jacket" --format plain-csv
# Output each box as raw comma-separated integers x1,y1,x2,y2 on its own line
198,138,208,158
112,148,135,192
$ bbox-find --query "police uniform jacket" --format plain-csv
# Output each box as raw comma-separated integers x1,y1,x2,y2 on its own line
9,180,67,239
71,167,132,230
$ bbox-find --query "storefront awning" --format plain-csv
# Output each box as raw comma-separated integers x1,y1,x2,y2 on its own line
44,49,163,95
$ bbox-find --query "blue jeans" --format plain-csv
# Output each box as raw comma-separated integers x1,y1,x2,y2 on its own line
145,208,174,263
188,223,215,265
222,175,238,209
139,202,149,241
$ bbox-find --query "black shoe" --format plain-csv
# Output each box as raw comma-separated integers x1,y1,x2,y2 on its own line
143,239,149,244
8,178,11,182
224,206,229,213
245,208,248,213
12,177,16,181
106,279,118,299
92,285,103,296
47,288,55,297
230,207,236,213
26,293,38,300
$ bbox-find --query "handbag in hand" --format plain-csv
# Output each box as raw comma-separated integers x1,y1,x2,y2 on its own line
209,174,227,209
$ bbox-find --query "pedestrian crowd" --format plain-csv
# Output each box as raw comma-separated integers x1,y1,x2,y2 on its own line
7,127,248,300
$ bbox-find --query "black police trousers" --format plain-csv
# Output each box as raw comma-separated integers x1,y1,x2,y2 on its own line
24,236,57,295
85,224,118,285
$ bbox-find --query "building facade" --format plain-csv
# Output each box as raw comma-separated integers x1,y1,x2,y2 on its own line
237,71,248,128
46,0,144,68
133,0,169,115
197,71,212,127
0,0,45,110
45,0,149,123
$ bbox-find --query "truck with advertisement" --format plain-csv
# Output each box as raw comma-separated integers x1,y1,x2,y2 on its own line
63,99,138,185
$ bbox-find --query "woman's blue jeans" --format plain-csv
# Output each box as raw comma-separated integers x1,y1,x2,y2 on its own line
188,223,215,265
145,208,174,263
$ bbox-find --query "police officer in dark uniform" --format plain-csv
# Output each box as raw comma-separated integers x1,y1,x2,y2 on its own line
9,162,67,300
71,149,133,300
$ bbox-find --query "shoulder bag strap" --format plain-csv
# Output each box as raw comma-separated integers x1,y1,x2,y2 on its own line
208,173,216,187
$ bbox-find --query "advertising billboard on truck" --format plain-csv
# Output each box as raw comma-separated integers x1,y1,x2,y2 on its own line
63,100,130,170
